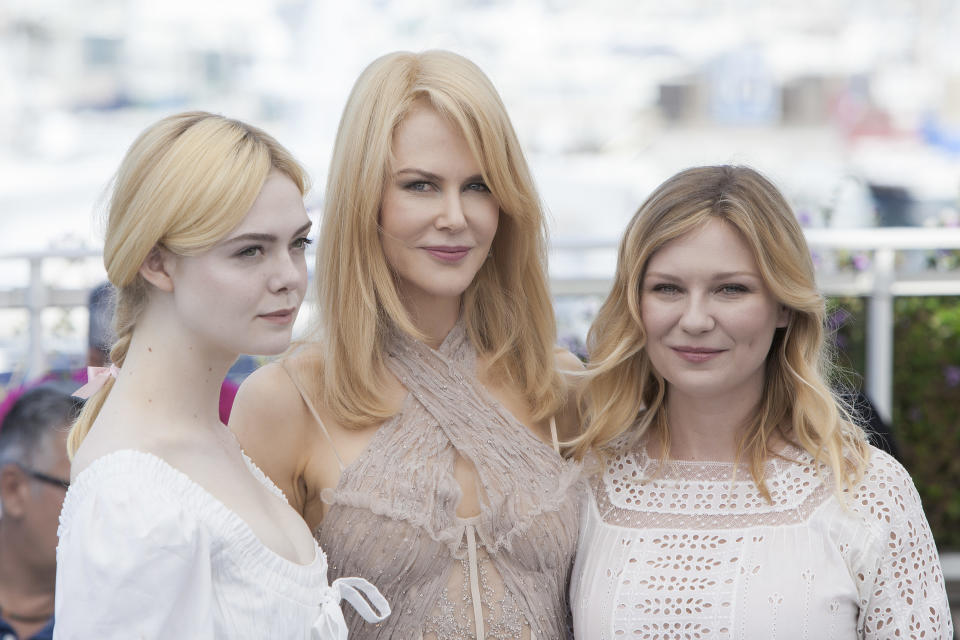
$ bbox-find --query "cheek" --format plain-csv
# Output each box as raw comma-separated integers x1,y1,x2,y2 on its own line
639,300,670,338
380,235,405,273
481,207,500,240
729,303,780,345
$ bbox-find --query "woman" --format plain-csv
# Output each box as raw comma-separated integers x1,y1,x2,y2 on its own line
569,166,952,639
56,112,388,639
231,50,582,639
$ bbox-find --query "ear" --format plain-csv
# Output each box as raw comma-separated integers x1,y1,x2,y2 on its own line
0,464,28,519
776,304,790,328
138,245,176,293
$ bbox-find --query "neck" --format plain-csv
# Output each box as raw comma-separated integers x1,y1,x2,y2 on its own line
658,386,763,462
107,310,235,430
0,523,55,621
402,293,461,349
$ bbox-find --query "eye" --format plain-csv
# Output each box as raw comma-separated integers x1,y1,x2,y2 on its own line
650,283,681,295
717,283,749,295
404,181,432,192
465,181,490,193
291,236,313,251
236,245,263,258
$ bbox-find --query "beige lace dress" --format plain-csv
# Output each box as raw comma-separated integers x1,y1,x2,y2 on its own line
287,323,582,639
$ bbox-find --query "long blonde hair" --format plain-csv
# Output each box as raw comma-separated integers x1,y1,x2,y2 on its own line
306,50,564,428
68,111,307,457
570,165,869,497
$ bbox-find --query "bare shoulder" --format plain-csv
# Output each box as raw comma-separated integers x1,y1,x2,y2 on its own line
554,346,586,374
229,359,319,509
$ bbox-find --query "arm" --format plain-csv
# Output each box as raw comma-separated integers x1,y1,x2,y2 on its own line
229,361,314,515
857,451,953,639
54,474,214,639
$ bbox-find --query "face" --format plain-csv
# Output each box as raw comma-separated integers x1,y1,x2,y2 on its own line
379,103,500,311
20,428,71,574
640,218,789,403
167,171,311,358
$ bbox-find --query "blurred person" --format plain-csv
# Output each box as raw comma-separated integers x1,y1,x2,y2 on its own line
86,282,114,368
231,50,582,639
568,166,952,639
0,387,81,640
55,111,387,639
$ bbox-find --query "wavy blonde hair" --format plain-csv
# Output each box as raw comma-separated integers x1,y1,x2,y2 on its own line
68,111,307,457
569,165,869,497
304,50,564,428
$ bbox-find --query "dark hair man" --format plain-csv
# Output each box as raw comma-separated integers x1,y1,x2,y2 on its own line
0,387,81,640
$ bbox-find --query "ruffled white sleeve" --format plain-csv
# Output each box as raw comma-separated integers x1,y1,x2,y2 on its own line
54,462,215,639
854,450,953,639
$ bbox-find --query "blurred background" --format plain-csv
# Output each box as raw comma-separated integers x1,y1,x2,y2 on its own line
0,0,958,620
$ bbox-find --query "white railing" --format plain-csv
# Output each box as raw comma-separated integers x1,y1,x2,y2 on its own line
2,227,960,425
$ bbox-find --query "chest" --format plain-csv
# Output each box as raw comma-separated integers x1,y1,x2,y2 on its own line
572,496,862,640
304,373,555,524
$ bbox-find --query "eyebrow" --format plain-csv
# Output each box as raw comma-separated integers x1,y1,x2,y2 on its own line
395,168,485,184
644,270,760,280
223,221,312,245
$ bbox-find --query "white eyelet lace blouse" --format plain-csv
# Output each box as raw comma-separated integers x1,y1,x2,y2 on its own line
570,441,953,640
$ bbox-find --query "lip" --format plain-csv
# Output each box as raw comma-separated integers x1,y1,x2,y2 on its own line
258,308,297,325
422,245,471,263
671,346,726,363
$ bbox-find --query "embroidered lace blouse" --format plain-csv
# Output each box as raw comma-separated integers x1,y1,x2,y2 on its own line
55,449,388,639
287,323,583,639
570,441,953,640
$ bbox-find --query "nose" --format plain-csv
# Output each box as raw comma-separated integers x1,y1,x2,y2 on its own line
269,248,307,296
678,295,715,334
435,192,467,232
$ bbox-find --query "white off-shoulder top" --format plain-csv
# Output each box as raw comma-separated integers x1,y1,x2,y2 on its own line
54,450,388,639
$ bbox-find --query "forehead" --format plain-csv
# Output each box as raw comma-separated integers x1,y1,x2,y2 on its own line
225,171,307,234
391,104,477,168
646,218,760,275
31,426,71,469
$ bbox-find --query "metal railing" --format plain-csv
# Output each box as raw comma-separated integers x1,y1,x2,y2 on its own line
2,227,960,425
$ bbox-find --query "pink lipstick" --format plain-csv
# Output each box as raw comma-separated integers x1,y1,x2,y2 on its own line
259,308,296,325
423,246,470,263
672,346,725,363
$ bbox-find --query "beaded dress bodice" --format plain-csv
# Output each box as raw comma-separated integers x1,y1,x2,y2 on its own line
310,324,582,639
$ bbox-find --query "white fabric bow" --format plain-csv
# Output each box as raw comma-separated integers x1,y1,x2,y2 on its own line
311,576,391,640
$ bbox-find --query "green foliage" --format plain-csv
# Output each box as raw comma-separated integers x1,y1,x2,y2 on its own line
832,296,960,549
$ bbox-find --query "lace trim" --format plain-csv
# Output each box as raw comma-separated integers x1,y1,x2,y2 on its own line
596,444,832,529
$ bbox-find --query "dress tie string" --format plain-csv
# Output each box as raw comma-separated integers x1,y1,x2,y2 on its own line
312,576,391,640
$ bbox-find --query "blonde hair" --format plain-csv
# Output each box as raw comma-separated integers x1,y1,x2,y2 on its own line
305,50,564,428
68,111,308,457
569,165,869,497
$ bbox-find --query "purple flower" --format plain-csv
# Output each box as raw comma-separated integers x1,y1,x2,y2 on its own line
944,365,960,388
852,253,871,271
828,308,852,331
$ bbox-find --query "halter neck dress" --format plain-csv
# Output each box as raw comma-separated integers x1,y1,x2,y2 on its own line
286,322,582,639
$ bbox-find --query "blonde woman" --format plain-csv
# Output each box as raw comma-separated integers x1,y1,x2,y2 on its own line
569,166,952,639
231,51,582,639
55,112,388,639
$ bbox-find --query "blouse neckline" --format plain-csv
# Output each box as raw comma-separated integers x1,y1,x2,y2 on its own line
63,449,324,577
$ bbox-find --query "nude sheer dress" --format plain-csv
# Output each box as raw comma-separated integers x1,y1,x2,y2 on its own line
570,438,953,640
286,323,583,639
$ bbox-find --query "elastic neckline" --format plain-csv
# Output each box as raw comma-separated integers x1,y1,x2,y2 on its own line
61,449,326,589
